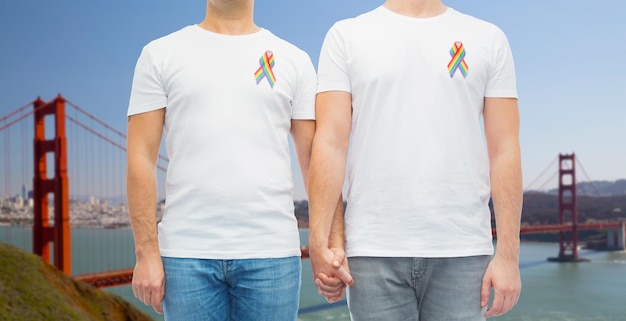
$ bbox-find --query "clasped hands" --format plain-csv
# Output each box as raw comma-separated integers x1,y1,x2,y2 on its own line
310,246,354,303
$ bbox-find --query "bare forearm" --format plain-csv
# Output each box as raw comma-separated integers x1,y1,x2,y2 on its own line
291,120,316,192
491,147,522,262
328,195,345,249
308,142,347,249
127,157,159,259
309,91,351,250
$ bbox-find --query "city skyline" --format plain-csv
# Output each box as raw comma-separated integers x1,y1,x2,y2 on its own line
1,0,625,201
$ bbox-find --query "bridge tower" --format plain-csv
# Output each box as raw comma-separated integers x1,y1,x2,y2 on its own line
32,95,71,274
548,153,589,262
606,221,626,251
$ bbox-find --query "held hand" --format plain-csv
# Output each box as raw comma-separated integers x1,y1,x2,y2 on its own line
315,247,353,302
326,246,353,286
132,255,165,314
310,246,353,302
316,272,345,303
481,256,521,318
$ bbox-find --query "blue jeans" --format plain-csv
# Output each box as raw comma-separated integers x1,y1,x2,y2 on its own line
347,256,491,321
161,256,301,321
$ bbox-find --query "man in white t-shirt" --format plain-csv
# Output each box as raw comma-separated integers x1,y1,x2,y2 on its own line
308,0,523,320
126,1,317,320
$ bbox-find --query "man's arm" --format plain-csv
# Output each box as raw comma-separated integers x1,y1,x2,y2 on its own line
126,108,166,314
328,195,346,257
308,91,354,301
293,118,347,301
480,97,522,317
315,194,349,302
290,119,316,192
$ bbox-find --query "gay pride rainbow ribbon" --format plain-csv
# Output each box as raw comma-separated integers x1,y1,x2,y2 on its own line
448,41,468,78
255,51,276,88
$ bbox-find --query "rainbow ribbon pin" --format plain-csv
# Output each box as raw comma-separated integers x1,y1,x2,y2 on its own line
255,51,276,88
448,41,468,78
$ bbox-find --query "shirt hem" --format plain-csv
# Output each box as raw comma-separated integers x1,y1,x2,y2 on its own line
292,112,315,120
484,91,518,99
316,83,351,94
127,102,166,116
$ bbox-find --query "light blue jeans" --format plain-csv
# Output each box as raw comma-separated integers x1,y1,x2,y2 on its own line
161,256,301,321
347,256,491,321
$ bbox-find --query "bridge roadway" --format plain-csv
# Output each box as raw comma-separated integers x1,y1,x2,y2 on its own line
75,222,624,288
495,221,624,237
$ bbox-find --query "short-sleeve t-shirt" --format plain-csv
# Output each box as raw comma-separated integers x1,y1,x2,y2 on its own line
128,26,316,259
317,7,517,258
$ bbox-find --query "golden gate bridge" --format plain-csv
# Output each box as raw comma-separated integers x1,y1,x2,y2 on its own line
1,95,624,290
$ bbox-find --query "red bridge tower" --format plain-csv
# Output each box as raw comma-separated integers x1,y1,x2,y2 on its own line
548,153,589,262
32,95,71,274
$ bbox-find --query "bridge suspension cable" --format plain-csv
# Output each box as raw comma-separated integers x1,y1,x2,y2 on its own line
65,99,169,164
523,171,559,203
575,156,601,196
0,101,35,123
523,156,558,191
522,156,558,203
0,100,46,132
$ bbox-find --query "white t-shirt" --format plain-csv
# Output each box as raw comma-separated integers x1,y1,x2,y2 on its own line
128,26,316,259
317,7,518,258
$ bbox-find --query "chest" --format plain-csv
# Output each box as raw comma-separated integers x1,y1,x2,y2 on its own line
162,46,297,116
346,26,492,90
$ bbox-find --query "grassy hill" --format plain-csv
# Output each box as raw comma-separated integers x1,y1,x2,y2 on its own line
0,242,152,321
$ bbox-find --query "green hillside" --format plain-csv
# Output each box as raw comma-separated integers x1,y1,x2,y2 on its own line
0,242,152,321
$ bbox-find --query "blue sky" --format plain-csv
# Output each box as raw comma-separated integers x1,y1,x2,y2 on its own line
1,0,625,200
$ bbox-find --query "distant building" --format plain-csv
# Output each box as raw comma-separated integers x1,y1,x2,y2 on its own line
14,196,24,208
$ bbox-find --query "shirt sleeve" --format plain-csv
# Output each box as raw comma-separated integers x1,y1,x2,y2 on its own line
127,44,167,116
291,51,317,120
316,23,352,94
485,26,518,99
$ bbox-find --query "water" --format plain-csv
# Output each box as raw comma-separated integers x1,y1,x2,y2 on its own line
2,227,625,320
